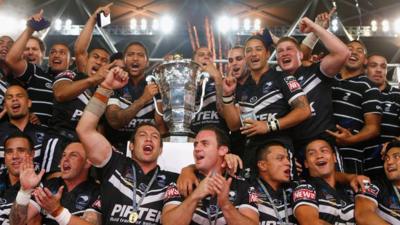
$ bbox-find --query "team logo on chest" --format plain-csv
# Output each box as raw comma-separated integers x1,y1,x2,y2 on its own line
343,93,351,101
75,194,90,210
262,81,273,94
385,103,392,112
249,96,258,103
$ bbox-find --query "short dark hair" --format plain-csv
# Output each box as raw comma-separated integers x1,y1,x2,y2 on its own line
110,52,124,62
130,122,163,147
304,138,335,156
89,47,110,56
277,36,301,50
124,41,149,59
383,140,400,156
256,141,287,162
197,125,230,148
348,40,367,55
192,46,212,60
245,35,269,51
29,36,46,53
367,53,387,61
4,131,34,152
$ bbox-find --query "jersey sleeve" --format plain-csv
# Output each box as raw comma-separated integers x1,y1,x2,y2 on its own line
355,182,380,206
292,183,319,215
163,182,183,207
96,150,126,181
237,185,259,214
280,75,306,105
107,90,122,106
16,63,36,85
362,84,382,115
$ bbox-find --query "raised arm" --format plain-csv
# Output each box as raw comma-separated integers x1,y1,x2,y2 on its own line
105,83,158,129
355,196,389,225
76,66,128,166
299,16,349,77
53,62,113,102
5,10,45,77
74,3,113,73
221,76,241,131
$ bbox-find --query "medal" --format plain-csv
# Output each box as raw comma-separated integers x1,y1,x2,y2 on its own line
129,212,138,223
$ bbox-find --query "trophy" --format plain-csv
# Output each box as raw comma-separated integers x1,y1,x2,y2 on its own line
146,55,209,142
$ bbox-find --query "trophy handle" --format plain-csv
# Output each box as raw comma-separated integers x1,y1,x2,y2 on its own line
194,72,209,116
146,75,164,116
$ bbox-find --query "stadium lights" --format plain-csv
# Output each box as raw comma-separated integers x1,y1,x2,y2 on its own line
243,18,251,31
160,15,174,34
331,17,339,32
130,18,137,30
217,16,230,33
231,18,239,31
394,18,400,34
65,19,72,30
371,20,378,32
140,18,147,31
254,19,261,31
382,19,390,32
152,19,160,31
55,19,62,31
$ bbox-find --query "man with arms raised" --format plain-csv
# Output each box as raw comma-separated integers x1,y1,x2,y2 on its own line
76,66,178,225
276,16,349,161
355,140,400,224
104,42,166,153
9,141,99,225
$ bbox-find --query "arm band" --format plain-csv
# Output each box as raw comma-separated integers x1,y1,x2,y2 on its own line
16,189,32,206
85,86,113,117
302,33,319,49
222,95,234,104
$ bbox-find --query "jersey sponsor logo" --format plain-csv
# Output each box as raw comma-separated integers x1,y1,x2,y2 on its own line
164,184,180,199
35,132,45,144
284,76,301,92
194,110,219,121
75,194,90,210
293,188,316,201
365,184,379,198
127,118,154,129
257,113,277,121
110,204,161,224
71,109,84,121
262,81,273,94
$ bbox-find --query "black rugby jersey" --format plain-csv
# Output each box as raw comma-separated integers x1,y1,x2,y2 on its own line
292,177,355,224
380,84,400,142
332,74,382,173
48,70,94,131
191,80,229,134
235,69,304,176
30,177,100,225
163,171,258,225
0,79,8,112
17,63,55,126
97,151,178,225
255,179,296,225
289,63,335,145
0,171,20,225
356,178,400,224
0,122,47,173
105,78,160,152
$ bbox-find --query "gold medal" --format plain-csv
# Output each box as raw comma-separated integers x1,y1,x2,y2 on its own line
128,212,138,223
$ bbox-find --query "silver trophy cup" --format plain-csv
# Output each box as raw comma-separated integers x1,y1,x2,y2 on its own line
146,59,209,142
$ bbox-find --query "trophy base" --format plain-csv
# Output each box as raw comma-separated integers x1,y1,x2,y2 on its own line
164,135,194,143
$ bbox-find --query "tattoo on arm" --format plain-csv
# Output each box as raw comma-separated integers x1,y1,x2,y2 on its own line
10,203,28,225
291,95,308,109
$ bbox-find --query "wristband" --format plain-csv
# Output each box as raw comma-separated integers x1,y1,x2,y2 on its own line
85,86,113,117
302,33,319,49
16,189,32,206
54,208,71,225
267,118,280,132
222,95,234,104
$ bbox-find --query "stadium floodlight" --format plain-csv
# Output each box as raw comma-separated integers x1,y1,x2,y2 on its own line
331,17,339,32
244,18,251,31
217,16,230,33
130,18,137,30
254,18,261,31
231,17,239,31
65,19,72,30
394,18,400,34
152,19,160,31
55,19,62,31
160,15,174,34
382,19,390,32
141,18,147,31
371,20,378,32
